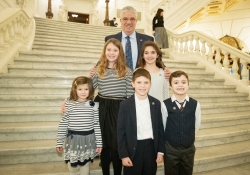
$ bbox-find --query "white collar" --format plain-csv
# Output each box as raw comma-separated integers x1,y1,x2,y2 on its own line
134,93,149,107
122,31,136,39
171,94,189,103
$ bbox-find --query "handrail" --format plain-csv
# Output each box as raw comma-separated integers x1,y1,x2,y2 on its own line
0,8,35,73
166,28,250,96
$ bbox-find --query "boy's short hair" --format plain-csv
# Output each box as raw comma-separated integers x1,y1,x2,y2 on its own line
132,68,151,82
169,71,189,86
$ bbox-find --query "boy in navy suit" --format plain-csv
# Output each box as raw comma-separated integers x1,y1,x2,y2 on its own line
117,68,165,175
162,71,201,175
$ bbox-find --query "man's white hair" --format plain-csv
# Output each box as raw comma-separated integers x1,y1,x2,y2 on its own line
120,6,137,19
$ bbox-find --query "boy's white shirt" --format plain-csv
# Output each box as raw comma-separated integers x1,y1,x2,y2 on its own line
161,94,201,132
134,93,164,155
134,93,154,140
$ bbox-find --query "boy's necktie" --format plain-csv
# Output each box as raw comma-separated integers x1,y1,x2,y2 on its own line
125,36,133,70
176,100,186,112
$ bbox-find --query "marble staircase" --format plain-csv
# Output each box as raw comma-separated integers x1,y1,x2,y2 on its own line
0,18,250,174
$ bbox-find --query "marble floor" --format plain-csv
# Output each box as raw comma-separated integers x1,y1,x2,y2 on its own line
0,158,249,175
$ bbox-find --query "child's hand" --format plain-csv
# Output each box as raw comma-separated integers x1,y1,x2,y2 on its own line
163,67,171,80
56,147,63,154
96,147,102,154
156,154,163,163
61,98,68,114
89,66,96,77
122,157,133,167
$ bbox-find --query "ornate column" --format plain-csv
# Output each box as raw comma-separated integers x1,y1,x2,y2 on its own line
46,0,53,19
103,0,110,26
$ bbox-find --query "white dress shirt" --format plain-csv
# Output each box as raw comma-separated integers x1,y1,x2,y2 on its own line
134,94,154,140
122,31,138,70
161,94,201,132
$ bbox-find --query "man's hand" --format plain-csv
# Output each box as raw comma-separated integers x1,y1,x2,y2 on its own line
61,98,68,115
96,147,102,154
156,154,163,163
122,157,133,167
152,31,155,36
56,147,63,154
89,66,96,77
163,67,171,80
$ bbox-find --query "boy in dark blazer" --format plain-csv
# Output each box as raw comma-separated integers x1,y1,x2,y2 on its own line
117,68,165,175
162,71,201,175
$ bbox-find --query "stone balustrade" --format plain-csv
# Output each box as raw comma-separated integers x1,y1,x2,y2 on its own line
0,8,35,73
167,29,250,95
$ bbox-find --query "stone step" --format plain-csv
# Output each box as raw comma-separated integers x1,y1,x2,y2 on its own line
17,54,99,63
195,123,250,147
0,83,236,95
201,111,250,129
8,63,207,75
0,122,59,141
1,115,250,144
35,35,104,45
7,69,89,76
1,138,250,173
34,35,104,45
0,92,247,107
193,162,250,175
35,21,121,32
0,73,225,86
201,101,250,114
15,54,191,66
35,30,106,40
193,140,250,173
33,41,104,49
1,161,250,175
19,50,100,57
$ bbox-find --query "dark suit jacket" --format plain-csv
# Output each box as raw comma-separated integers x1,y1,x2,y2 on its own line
110,20,115,27
117,95,165,160
105,32,154,66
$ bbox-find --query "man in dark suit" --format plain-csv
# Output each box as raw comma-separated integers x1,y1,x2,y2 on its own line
117,69,165,175
90,6,171,78
110,17,116,27
105,6,171,77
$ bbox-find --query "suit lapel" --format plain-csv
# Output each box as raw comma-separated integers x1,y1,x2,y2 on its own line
135,32,143,63
129,95,137,132
117,32,122,42
149,96,156,133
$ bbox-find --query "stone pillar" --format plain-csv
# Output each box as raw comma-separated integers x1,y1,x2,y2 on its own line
46,0,53,19
103,0,110,26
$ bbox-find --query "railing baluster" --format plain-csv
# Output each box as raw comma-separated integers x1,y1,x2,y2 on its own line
188,35,194,53
240,59,249,85
214,47,222,69
231,54,239,79
207,43,214,64
222,51,230,74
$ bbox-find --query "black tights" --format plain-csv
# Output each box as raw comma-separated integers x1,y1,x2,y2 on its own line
101,148,122,175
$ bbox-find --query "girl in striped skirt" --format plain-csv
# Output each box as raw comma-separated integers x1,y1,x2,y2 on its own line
56,76,102,175
92,38,134,175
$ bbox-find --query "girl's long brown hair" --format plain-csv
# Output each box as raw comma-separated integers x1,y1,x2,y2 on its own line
97,38,127,79
137,41,165,69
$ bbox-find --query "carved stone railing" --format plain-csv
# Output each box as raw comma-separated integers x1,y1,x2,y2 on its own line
0,8,35,73
166,29,250,97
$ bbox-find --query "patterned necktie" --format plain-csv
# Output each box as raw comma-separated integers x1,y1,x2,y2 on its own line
176,100,186,112
125,36,133,70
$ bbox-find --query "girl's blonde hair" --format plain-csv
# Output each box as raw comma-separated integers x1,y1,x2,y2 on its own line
97,38,127,79
70,76,94,101
137,41,165,69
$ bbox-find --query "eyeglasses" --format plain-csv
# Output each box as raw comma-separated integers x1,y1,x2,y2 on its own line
121,18,136,22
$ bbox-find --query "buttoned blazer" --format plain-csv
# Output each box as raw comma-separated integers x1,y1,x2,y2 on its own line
117,94,165,160
105,32,154,66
